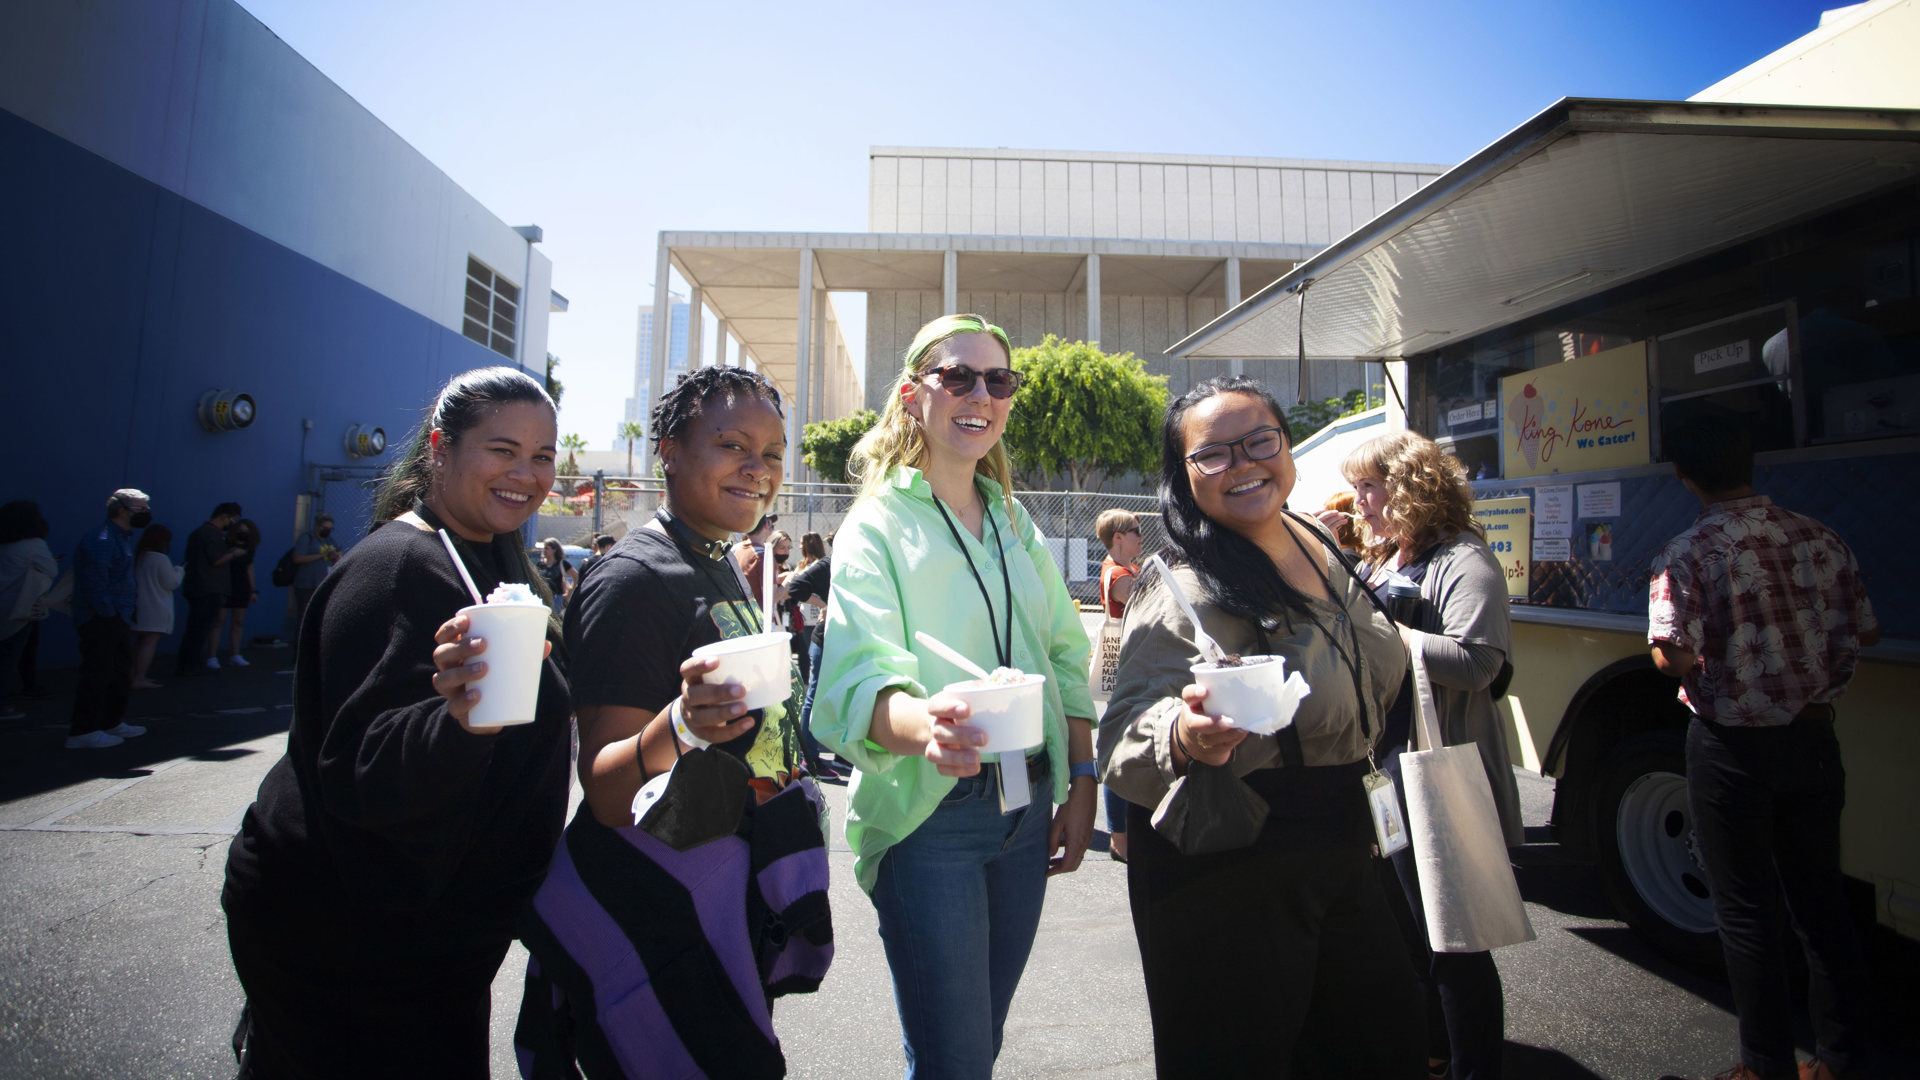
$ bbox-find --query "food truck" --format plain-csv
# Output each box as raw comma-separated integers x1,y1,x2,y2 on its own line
1170,98,1920,968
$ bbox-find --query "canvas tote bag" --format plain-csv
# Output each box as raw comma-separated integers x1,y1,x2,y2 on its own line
1089,615,1122,702
1402,638,1535,953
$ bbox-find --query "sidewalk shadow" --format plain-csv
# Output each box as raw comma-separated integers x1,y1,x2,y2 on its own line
1502,1042,1606,1079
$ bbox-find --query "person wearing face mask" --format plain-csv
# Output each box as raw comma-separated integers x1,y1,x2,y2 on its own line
813,314,1097,1080
222,368,572,1078
288,512,339,636
65,488,154,749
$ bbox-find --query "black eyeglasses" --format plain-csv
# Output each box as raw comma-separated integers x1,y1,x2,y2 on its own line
924,364,1023,400
1185,426,1287,475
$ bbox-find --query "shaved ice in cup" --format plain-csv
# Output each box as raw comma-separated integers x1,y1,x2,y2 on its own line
690,631,792,711
944,668,1046,753
458,583,550,728
1189,654,1309,736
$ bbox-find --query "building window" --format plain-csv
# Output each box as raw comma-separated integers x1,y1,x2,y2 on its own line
463,256,519,358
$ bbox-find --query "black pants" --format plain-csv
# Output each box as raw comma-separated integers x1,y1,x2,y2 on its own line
177,592,225,672
69,616,132,735
1378,738,1506,1078
1687,714,1870,1078
1127,795,1425,1079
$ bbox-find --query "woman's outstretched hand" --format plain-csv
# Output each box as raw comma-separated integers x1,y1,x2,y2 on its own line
1174,684,1249,769
676,654,757,747
923,693,986,777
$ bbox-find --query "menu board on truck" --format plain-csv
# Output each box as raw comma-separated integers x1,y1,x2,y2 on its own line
1473,496,1531,600
1500,342,1652,479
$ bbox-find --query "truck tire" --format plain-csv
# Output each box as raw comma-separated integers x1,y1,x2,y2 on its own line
1593,730,1724,973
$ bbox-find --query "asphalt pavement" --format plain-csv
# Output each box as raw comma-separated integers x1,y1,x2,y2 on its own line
0,645,1908,1079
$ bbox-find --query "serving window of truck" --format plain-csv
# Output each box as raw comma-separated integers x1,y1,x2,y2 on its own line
1167,100,1920,971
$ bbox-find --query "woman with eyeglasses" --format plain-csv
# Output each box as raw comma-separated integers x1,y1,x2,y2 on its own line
1099,375,1425,1078
812,313,1097,1080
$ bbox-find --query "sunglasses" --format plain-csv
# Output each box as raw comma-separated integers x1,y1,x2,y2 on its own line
923,364,1024,400
1185,425,1287,476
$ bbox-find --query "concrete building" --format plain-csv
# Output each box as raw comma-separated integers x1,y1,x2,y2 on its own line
649,147,1448,481
618,301,691,451
1,0,564,662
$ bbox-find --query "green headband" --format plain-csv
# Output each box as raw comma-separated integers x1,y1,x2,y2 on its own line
901,314,1012,378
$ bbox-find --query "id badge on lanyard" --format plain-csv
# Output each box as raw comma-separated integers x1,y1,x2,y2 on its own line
1363,765,1409,857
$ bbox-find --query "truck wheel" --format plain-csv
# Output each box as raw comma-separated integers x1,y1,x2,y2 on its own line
1593,730,1724,973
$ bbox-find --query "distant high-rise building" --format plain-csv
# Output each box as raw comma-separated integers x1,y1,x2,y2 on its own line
617,301,691,453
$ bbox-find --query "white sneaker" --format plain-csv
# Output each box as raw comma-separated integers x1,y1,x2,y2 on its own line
105,722,147,738
205,656,221,670
65,730,125,750
229,655,250,668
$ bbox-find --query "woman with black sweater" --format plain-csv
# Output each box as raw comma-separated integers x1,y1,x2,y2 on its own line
222,367,572,1079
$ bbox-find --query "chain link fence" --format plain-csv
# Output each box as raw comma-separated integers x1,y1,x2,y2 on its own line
535,476,1168,606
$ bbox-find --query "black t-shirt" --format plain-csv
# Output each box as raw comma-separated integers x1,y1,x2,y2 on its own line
183,522,230,599
565,524,803,782
784,557,831,645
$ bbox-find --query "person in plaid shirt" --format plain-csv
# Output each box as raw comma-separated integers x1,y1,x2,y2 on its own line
1648,411,1879,1080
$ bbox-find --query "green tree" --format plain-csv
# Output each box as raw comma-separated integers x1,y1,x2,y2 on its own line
618,421,645,477
544,352,565,408
1001,336,1169,491
560,433,587,476
802,410,879,484
1285,384,1384,444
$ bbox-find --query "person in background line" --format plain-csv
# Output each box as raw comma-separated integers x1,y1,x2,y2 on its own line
1100,376,1425,1078
1094,507,1144,864
1330,431,1517,1080
222,366,571,1078
130,524,182,690
576,533,615,582
0,501,58,722
813,313,1098,1080
734,512,783,609
1648,410,1877,1080
68,489,154,749
537,537,575,614
177,501,242,675
212,518,261,668
784,530,835,776
289,513,339,635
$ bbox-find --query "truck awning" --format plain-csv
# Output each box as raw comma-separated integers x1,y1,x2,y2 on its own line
1168,98,1920,363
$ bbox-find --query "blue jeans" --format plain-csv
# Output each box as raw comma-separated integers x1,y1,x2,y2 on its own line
870,765,1053,1080
800,638,824,762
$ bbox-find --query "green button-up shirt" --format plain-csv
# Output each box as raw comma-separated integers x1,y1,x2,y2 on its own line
812,466,1096,893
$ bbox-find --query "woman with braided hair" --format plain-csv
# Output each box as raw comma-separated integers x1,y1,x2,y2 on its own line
514,365,832,1079
812,313,1097,1080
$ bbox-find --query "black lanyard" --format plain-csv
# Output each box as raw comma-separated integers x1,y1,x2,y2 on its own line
1278,511,1376,741
654,507,765,634
930,483,1014,670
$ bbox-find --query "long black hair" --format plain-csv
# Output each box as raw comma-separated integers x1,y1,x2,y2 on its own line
649,366,784,462
373,365,556,598
1157,375,1314,627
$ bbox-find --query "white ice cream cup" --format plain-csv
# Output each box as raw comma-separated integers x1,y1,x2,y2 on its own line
943,672,1047,753
1190,655,1290,731
690,631,792,711
458,601,550,728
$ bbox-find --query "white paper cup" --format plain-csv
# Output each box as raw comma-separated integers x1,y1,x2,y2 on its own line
690,631,792,711
1190,655,1290,731
943,673,1047,753
458,602,550,728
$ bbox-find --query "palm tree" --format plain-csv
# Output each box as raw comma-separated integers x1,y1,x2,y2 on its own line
619,421,645,478
560,433,587,477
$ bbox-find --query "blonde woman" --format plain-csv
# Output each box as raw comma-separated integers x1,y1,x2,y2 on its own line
1324,430,1517,1080
813,313,1097,1080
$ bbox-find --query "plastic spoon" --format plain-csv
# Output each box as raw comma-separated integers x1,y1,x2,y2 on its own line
1146,553,1228,664
913,630,993,681
762,536,776,631
438,529,485,606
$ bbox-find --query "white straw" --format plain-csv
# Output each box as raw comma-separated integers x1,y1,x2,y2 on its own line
762,539,777,631
1146,553,1227,662
914,630,993,681
438,529,486,607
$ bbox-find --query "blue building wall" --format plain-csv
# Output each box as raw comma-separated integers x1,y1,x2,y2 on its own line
1,107,517,667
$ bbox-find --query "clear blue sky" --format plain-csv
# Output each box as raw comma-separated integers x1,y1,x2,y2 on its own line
237,0,1838,449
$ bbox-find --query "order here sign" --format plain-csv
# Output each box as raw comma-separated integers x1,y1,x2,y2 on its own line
1500,342,1651,479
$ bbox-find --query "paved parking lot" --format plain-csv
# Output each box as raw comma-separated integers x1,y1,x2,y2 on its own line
0,653,1910,1079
